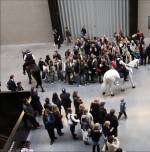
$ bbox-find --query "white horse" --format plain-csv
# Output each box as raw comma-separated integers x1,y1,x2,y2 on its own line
101,59,139,96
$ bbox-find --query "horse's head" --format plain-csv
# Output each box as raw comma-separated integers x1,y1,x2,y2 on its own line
127,59,139,69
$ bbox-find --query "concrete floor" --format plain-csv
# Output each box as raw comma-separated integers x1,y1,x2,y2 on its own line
1,42,150,151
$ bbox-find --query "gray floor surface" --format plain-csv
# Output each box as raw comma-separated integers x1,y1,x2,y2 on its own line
1,42,150,151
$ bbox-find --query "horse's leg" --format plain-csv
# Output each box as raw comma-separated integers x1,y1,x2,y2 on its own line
38,78,44,92
108,80,114,96
120,78,125,91
36,72,45,92
129,71,135,88
40,84,44,92
101,81,107,95
27,72,32,84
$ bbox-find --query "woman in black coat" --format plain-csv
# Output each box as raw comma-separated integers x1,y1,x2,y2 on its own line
90,100,101,123
102,121,112,139
89,123,102,152
30,87,43,115
53,105,64,136
43,109,56,145
72,91,83,117
52,92,62,114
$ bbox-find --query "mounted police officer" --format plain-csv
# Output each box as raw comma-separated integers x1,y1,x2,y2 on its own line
116,57,129,81
23,49,35,75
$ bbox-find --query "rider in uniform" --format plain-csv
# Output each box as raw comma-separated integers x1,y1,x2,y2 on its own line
23,50,36,75
116,57,129,81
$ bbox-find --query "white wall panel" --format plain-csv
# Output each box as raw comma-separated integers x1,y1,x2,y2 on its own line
58,0,129,38
138,0,150,37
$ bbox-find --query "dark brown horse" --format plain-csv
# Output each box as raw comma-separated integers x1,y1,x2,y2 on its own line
25,64,44,92
22,50,44,92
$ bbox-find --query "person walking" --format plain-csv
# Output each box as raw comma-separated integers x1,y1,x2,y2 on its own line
43,109,57,145
118,99,127,120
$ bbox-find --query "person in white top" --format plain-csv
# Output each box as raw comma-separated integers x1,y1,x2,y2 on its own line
102,136,120,152
67,108,80,139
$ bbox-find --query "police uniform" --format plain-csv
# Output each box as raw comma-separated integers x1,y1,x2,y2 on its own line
23,51,35,74
116,58,129,81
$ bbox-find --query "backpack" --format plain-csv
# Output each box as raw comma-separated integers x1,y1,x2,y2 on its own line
48,113,55,125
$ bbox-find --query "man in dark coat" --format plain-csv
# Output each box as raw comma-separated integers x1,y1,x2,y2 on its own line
90,100,101,123
43,109,56,145
106,109,119,137
60,88,72,114
38,58,44,72
23,99,42,129
7,75,17,91
53,29,62,49
99,102,107,125
81,26,87,36
65,26,72,44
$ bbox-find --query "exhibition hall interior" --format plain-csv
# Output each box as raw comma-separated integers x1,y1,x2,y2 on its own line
1,0,150,151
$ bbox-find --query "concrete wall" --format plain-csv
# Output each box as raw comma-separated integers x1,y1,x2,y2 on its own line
1,0,53,45
138,0,150,37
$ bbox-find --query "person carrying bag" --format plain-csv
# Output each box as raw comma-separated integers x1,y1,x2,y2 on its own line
67,108,80,139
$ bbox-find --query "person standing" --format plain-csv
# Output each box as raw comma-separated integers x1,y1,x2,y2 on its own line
81,26,87,37
43,109,57,145
118,99,127,120
53,29,62,49
106,109,119,137
65,26,72,44
103,121,112,139
16,82,24,91
52,92,62,114
67,108,80,139
22,99,42,129
38,58,45,72
102,136,120,152
89,123,102,152
52,105,64,136
60,88,72,115
44,98,52,110
30,89,43,116
7,75,17,92
72,91,83,117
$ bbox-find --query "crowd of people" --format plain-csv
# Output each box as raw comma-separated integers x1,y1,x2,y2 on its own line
4,28,150,152
21,87,127,152
20,28,150,88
